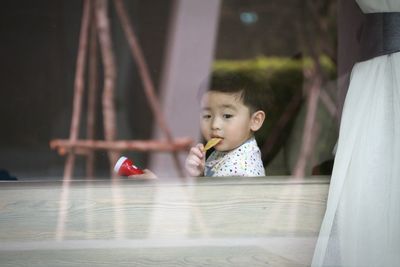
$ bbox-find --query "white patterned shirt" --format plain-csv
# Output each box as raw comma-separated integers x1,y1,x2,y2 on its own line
204,137,265,177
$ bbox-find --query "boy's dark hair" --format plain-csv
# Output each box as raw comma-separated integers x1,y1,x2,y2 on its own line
207,73,269,114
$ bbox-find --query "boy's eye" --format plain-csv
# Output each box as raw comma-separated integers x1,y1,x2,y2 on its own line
223,114,233,119
202,114,212,119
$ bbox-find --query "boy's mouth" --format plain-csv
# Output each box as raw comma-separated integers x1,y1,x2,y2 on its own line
204,137,222,151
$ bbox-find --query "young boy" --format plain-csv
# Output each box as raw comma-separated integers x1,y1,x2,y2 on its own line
185,75,267,177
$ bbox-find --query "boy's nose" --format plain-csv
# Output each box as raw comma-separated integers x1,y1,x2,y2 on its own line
211,117,222,130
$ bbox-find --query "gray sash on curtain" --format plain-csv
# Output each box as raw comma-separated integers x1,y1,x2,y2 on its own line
359,12,400,62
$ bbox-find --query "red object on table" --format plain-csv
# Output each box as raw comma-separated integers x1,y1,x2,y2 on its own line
114,156,144,176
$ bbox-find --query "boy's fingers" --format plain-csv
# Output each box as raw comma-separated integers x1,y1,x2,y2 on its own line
187,157,202,167
142,169,158,179
128,169,157,179
190,145,204,158
185,144,206,177
196,143,205,151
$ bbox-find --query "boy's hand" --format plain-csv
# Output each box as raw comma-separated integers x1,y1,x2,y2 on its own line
128,169,157,180
185,143,206,177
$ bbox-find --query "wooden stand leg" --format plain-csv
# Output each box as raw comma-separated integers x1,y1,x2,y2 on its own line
64,0,91,180
86,5,99,178
95,0,119,176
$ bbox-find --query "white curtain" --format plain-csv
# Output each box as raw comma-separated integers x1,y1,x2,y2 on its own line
312,1,400,266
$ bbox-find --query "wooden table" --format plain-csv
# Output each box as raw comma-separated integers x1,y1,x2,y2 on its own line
0,176,329,267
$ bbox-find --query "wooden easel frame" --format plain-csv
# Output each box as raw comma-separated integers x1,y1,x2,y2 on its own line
50,0,192,179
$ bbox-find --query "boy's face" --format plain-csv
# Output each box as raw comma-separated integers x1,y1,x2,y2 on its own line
200,91,257,152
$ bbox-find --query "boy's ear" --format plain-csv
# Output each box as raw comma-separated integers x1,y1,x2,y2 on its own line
250,110,265,131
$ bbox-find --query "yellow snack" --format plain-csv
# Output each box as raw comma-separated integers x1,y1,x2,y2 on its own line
204,138,222,151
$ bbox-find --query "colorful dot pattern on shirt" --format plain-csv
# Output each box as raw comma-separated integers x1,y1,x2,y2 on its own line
204,137,266,177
